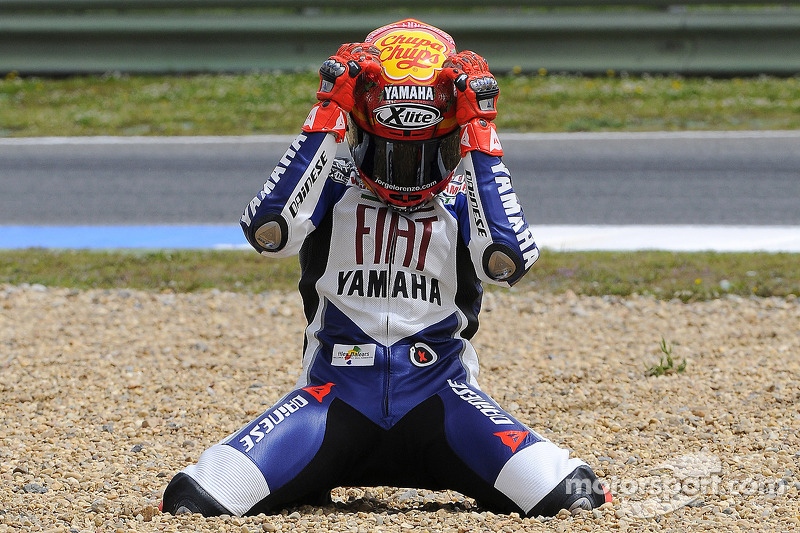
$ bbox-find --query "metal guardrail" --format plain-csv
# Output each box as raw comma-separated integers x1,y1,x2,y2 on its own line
0,0,795,8
1,2,799,75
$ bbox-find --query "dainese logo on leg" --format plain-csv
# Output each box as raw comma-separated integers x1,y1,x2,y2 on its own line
494,430,529,453
302,382,335,403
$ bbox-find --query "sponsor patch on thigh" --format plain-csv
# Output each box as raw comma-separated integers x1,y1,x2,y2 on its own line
332,343,377,366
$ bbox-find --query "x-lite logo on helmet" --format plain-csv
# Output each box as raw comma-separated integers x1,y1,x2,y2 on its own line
374,103,443,130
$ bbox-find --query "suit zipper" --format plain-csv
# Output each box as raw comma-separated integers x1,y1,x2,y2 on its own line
383,215,398,420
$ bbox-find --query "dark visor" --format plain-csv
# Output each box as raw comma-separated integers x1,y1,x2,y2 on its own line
350,129,461,192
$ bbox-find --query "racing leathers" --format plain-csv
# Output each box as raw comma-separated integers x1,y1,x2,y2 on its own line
161,130,609,518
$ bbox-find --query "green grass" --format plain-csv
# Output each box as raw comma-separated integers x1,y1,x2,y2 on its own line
1,249,797,300
2,72,800,137
646,337,687,377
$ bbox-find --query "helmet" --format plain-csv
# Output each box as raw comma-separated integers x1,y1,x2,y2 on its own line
347,19,461,211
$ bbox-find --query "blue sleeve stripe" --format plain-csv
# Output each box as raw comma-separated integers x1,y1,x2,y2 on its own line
470,151,537,257
241,132,329,229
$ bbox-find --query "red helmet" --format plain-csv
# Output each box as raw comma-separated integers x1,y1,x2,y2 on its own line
347,19,461,211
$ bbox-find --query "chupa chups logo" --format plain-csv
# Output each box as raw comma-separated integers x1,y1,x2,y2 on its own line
374,103,442,130
375,29,449,82
409,342,438,367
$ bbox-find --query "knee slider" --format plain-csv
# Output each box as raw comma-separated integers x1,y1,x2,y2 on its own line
528,465,611,517
161,472,231,517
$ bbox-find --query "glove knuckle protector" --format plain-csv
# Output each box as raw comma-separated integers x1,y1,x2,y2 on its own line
454,72,469,92
316,42,381,113
443,51,499,125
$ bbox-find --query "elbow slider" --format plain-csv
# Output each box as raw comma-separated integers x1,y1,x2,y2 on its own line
252,215,288,252
483,244,521,282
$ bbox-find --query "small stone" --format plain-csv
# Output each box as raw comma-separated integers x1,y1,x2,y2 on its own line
571,306,589,317
136,506,158,522
398,489,418,501
90,499,107,512
23,482,47,494
686,498,705,507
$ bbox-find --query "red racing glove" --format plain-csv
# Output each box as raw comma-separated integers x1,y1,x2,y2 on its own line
441,51,503,157
316,42,382,112
442,51,500,125
304,43,382,142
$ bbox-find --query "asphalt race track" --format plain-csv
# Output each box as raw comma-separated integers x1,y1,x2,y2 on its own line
1,131,798,251
2,131,799,226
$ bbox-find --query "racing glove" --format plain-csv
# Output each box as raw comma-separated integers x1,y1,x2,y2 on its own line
443,51,500,125
442,51,503,157
316,42,382,112
304,43,382,141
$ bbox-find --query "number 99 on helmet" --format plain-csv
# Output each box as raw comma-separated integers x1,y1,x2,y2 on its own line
346,19,462,212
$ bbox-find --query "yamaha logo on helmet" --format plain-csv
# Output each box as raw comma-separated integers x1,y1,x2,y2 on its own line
374,103,443,130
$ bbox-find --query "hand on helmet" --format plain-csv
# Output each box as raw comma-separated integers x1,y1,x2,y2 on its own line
316,42,382,112
442,51,499,125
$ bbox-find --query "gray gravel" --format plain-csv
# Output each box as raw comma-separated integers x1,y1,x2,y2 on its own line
1,284,798,532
